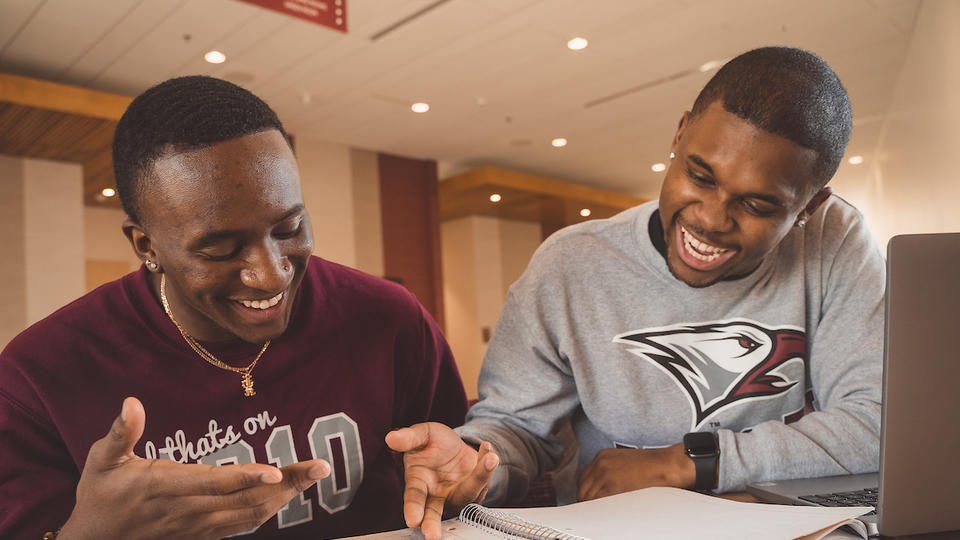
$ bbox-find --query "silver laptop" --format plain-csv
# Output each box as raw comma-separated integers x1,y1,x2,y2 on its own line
748,232,960,538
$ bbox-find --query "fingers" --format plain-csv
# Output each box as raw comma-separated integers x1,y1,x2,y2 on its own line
280,459,330,493
189,459,327,497
181,460,330,521
420,442,496,540
579,481,602,502
385,423,434,453
449,442,498,506
87,397,146,468
420,494,446,540
401,476,430,527
577,457,598,501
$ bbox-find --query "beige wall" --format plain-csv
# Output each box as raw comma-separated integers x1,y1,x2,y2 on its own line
442,218,482,398
830,0,960,249
23,159,85,325
295,138,384,276
0,156,27,348
84,207,139,267
0,155,85,347
869,0,960,245
441,216,541,399
349,148,384,277
296,136,357,268
83,206,142,292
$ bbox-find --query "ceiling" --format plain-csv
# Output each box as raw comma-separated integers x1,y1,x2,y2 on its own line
439,165,647,236
0,0,920,199
0,76,127,205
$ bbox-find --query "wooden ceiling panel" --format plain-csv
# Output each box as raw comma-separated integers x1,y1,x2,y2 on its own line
439,166,647,236
0,73,125,209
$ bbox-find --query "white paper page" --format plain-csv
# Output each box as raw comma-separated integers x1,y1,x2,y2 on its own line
812,526,867,540
338,519,496,540
504,487,870,540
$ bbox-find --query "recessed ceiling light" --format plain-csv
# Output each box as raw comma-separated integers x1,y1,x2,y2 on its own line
567,37,589,51
848,155,864,165
651,163,667,172
489,193,502,203
699,59,723,72
579,208,592,217
101,188,116,197
204,50,226,64
411,102,430,113
551,138,568,148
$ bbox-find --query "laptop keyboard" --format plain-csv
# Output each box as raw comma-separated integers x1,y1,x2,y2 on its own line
799,487,878,515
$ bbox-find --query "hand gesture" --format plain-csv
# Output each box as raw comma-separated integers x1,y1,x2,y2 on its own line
58,397,330,540
385,422,499,540
577,444,694,501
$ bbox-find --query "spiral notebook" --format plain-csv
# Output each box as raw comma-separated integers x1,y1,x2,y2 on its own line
340,487,872,540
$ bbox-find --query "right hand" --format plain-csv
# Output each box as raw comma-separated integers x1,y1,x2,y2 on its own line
58,397,330,540
385,422,499,540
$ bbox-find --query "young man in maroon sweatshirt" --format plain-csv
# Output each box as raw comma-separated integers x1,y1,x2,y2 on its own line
0,76,467,539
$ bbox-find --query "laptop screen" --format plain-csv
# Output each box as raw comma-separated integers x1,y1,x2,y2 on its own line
877,232,960,536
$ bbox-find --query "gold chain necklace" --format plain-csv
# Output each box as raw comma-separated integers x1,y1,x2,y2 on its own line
160,274,269,397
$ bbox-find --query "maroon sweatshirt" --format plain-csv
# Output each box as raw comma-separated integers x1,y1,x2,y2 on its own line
0,256,467,539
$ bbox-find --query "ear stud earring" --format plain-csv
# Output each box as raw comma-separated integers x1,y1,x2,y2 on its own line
670,152,676,160
146,260,159,271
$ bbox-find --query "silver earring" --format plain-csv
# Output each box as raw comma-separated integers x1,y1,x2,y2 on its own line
670,152,676,160
796,217,807,228
145,260,158,271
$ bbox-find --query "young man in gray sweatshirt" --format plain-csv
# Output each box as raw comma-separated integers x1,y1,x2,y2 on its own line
387,46,883,540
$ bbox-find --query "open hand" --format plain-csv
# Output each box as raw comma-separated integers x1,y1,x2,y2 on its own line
58,397,330,540
385,422,499,540
577,444,695,501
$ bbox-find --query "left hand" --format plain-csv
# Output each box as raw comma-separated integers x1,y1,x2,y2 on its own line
385,422,499,540
577,443,695,501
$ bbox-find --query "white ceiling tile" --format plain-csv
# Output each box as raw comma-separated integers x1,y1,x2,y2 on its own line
347,0,439,36
0,0,922,193
0,0,140,81
866,0,921,35
0,0,45,51
58,0,186,88
89,0,263,93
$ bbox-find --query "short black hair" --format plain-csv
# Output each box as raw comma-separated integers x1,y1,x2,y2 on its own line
112,75,288,224
691,47,851,186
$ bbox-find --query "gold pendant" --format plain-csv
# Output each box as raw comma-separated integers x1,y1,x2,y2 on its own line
241,370,256,397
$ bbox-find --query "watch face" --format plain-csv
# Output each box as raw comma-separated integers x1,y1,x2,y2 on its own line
684,432,717,457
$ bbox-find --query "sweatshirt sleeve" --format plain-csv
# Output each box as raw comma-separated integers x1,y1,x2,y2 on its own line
716,204,884,492
455,243,581,505
0,354,79,540
393,296,469,431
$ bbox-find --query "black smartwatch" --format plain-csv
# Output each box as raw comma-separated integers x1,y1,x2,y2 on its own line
683,431,719,492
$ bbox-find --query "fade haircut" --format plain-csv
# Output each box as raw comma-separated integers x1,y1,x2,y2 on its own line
691,47,851,187
112,75,288,224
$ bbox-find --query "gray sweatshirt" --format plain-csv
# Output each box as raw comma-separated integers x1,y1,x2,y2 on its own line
457,197,884,505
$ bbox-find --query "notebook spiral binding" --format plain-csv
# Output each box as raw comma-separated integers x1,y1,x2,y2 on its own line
459,503,589,540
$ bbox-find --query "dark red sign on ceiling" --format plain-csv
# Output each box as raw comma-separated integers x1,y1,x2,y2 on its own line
236,0,347,33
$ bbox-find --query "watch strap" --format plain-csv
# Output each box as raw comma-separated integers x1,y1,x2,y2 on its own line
691,450,716,492
684,432,719,492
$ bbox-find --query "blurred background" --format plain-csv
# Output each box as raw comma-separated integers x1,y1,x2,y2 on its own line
1,0,957,398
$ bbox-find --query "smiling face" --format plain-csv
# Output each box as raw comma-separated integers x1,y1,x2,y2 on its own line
126,130,313,343
658,101,822,288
